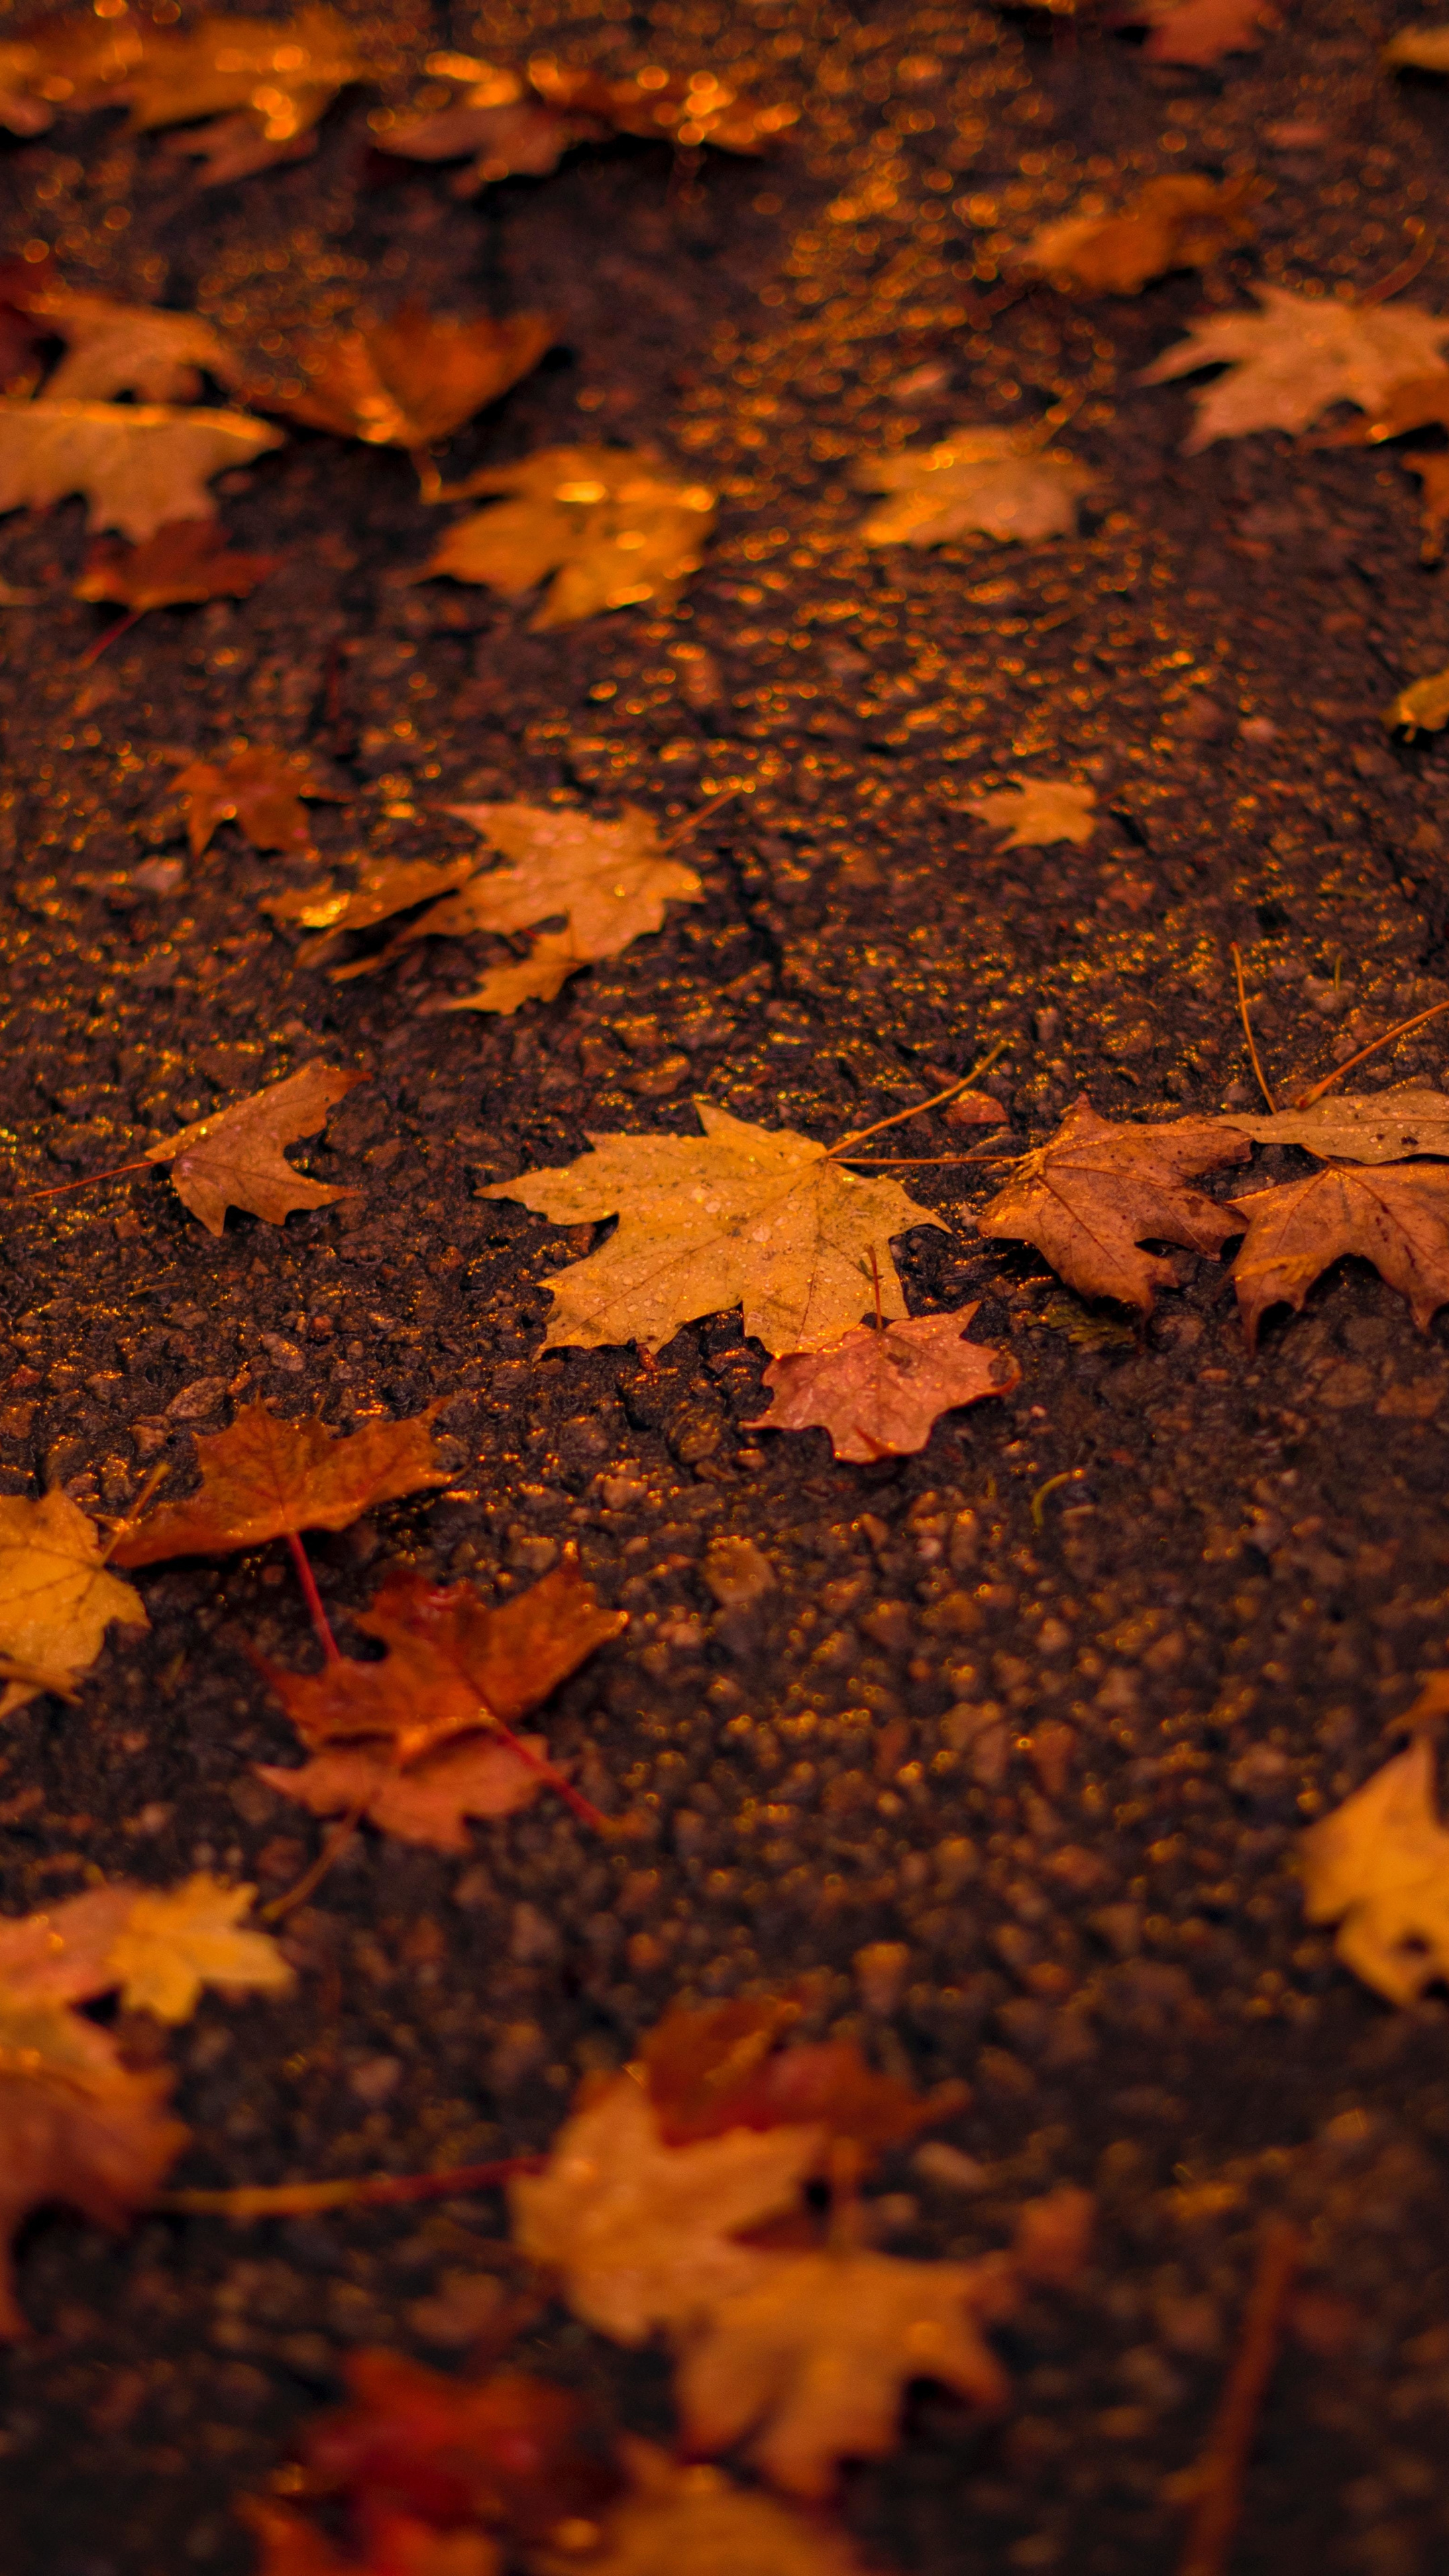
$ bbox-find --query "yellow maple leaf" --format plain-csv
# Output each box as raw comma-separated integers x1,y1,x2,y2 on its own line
965,780,1097,848
855,427,1091,547
0,397,282,541
25,288,239,404
0,1490,147,1718
1299,1734,1449,2004
424,445,716,625
105,1875,293,2023
554,2443,873,2576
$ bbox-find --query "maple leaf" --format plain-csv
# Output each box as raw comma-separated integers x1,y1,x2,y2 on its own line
110,1401,449,1568
1022,173,1258,295
1386,664,1449,735
1228,1161,1449,1344
334,803,703,1006
641,1997,965,2161
0,253,58,392
550,2445,871,2576
248,306,553,450
509,2077,822,2341
174,743,344,859
1385,21,1449,70
142,1061,366,1236
157,107,321,184
0,396,282,541
0,1991,185,2337
426,934,584,1016
1227,1089,1449,1164
265,856,478,955
0,1873,289,2021
123,5,375,150
246,2502,498,2576
977,1099,1249,1315
74,519,278,620
966,780,1097,848
483,1102,945,1356
0,1489,147,1718
381,55,798,194
258,1732,545,1852
1114,0,1277,64
673,2245,1021,2498
1299,1735,1449,2005
0,6,148,136
1142,286,1449,450
380,63,590,194
854,427,1091,547
21,286,239,403
747,1305,1020,1462
423,445,717,627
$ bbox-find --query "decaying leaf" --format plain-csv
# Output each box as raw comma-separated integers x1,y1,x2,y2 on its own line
1113,0,1277,64
0,397,283,541
1228,1089,1449,1163
1299,1735,1449,2004
641,1997,963,2161
1022,173,1258,295
510,2076,822,2341
248,305,552,450
1385,21,1449,70
22,286,239,403
142,1061,366,1235
977,1098,1248,1314
0,1992,185,2337
1228,1161,1449,1343
381,54,797,195
111,1401,449,1568
1142,286,1449,450
747,1305,1020,1462
423,445,716,627
855,427,1091,547
965,780,1097,848
1385,664,1449,735
484,1102,945,1356
0,1489,147,1719
258,1731,546,1853
539,2445,871,2576
174,743,344,858
75,519,278,620
0,1874,290,2022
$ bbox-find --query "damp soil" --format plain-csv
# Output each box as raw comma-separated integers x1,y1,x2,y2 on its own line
5,2,1449,2571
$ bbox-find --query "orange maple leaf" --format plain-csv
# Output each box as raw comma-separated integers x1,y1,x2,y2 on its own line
142,1061,365,1234
246,305,553,451
641,1996,965,2163
172,742,345,857
110,1402,449,1566
747,1304,1020,1462
75,518,278,618
1228,1161,1449,1344
977,1098,1249,1314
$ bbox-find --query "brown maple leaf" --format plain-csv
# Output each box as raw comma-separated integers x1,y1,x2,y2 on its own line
1022,173,1259,296
1109,0,1277,62
747,1304,1020,1462
976,1098,1249,1314
21,285,238,403
122,4,378,178
423,445,716,627
1299,1735,1449,2006
74,519,278,621
246,305,553,452
264,855,478,952
142,1062,365,1235
110,1401,449,1567
641,1997,965,2163
258,1731,547,1852
0,397,283,541
379,53,798,195
1228,1162,1449,1345
173,743,344,858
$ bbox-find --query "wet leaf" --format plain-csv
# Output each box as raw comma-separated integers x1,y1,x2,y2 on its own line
483,1103,946,1356
854,427,1091,547
382,54,798,194
1385,664,1449,735
124,4,375,148
746,1305,1020,1462
0,252,58,393
423,445,716,627
1022,172,1258,294
510,2077,822,2341
1228,1161,1449,1343
1300,1735,1449,2004
642,1998,965,2160
242,2499,498,2576
0,1874,289,2020
1142,286,1449,450
248,305,552,449
1228,1088,1449,1163
75,518,278,618
258,1731,546,1852
157,107,321,184
266,855,477,946
0,396,282,541
23,286,239,403
110,1401,449,1567
536,2445,870,2576
174,743,345,859
965,779,1097,847
142,1061,366,1235
977,1097,1249,1315
0,7,150,136
1113,0,1277,64
1384,21,1449,70
0,1489,147,1719
1406,451,1449,563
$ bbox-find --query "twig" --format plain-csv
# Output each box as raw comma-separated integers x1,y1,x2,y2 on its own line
868,1244,884,1330
830,1039,1009,1155
97,1454,172,1568
488,1715,606,1831
285,1529,341,1663
1230,945,1277,1113
152,2152,545,2221
259,1797,366,1924
1360,219,1434,307
1287,993,1449,1107
659,786,737,849
1177,2219,1304,2576
836,1152,1018,1167
77,608,141,667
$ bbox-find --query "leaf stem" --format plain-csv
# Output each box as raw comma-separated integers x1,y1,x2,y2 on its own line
9,1158,152,1203
1230,945,1277,1113
152,2153,544,2221
1288,993,1449,1107
259,1796,365,1924
659,786,737,849
830,1040,1009,1155
488,1715,605,1831
98,1453,173,1567
285,1529,341,1663
77,606,142,667
1360,218,1434,307
1176,2220,1303,2576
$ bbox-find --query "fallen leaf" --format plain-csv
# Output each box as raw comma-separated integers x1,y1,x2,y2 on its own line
1406,451,1449,563
509,2077,822,2341
22,286,239,403
1115,0,1277,64
429,933,582,1016
174,743,344,858
74,519,278,619
1022,173,1258,294
243,2500,498,2576
673,2245,1019,2498
110,1401,449,1567
977,1098,1249,1314
539,2445,870,2576
642,1998,965,2160
0,396,283,541
156,108,320,184
1142,286,1449,450
482,1102,946,1356
1360,368,1449,442
259,1552,626,1764
1299,1735,1449,2004
1384,21,1449,70
264,855,477,945
423,445,717,626
1228,1161,1449,1343
258,1732,545,1852
0,1873,290,2021
854,427,1091,547
248,305,552,449
123,4,374,150
0,6,148,136
0,253,58,392
381,54,798,194
747,1305,1020,1462
965,779,1097,847
527,55,798,151
1227,1089,1449,1163
0,1992,185,2337
1386,664,1449,734
0,1489,147,1718
142,1061,366,1235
